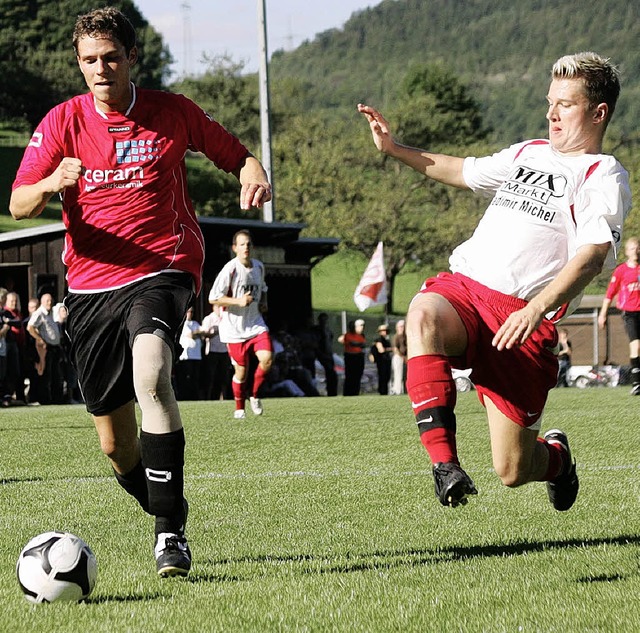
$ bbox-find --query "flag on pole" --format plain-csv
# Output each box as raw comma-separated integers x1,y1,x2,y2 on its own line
353,242,387,311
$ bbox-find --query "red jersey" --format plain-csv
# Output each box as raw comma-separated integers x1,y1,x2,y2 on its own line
12,85,248,294
605,262,640,312
343,332,366,354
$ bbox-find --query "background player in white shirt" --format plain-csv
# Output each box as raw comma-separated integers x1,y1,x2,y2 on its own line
358,51,631,512
209,230,273,419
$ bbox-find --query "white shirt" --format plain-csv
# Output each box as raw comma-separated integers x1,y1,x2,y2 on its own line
201,310,227,354
208,257,268,343
179,319,202,361
453,139,631,315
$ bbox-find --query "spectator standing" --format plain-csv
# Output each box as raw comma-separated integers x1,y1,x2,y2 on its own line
2,291,24,405
370,324,393,395
314,312,338,396
26,293,63,405
556,328,572,387
339,319,366,396
209,230,273,419
598,236,640,394
201,304,232,400
22,297,39,404
177,307,203,401
391,319,408,395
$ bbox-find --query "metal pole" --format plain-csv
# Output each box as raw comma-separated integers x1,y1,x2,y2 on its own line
257,0,274,222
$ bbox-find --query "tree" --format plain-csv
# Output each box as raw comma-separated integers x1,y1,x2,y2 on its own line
272,65,490,314
0,0,172,131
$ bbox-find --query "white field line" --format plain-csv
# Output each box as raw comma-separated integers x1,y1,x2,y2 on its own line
3,463,640,486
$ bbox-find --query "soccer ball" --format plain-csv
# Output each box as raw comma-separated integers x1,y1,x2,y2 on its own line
16,532,97,603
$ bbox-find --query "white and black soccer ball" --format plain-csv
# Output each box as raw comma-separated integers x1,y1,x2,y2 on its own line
16,531,97,603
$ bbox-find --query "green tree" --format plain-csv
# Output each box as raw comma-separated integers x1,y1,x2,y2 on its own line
273,65,490,314
0,0,172,131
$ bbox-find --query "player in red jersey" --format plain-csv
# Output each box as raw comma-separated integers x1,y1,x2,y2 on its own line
599,237,640,394
10,7,271,578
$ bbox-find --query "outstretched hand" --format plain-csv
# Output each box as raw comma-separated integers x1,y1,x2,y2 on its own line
357,103,396,154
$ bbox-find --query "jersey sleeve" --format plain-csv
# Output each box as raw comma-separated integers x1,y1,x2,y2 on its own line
209,261,233,301
604,265,623,300
175,94,249,174
461,141,532,195
574,158,631,270
12,106,66,189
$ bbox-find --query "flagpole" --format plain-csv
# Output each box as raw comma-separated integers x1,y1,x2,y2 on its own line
257,0,274,222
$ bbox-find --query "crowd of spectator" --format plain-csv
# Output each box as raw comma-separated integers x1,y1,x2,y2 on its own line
0,296,407,405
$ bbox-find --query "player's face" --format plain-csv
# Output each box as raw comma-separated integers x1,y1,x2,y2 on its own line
546,78,606,155
233,236,253,266
625,240,640,261
76,36,137,114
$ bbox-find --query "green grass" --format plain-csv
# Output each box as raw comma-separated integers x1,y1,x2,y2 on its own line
1,389,639,631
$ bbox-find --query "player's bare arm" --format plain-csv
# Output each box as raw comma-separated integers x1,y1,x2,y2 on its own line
233,154,272,210
10,157,83,220
493,242,610,350
357,103,468,188
212,292,254,308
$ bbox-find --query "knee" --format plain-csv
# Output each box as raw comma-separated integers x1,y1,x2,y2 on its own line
99,433,136,466
259,357,273,372
406,300,439,341
493,456,529,488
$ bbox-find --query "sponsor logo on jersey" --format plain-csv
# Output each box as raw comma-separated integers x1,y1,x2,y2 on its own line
83,137,163,192
115,139,162,164
108,126,132,133
491,164,568,224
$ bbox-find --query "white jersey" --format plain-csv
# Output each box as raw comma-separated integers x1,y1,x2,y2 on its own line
454,139,631,316
209,257,268,343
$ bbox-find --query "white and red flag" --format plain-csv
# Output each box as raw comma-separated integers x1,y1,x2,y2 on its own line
353,242,387,311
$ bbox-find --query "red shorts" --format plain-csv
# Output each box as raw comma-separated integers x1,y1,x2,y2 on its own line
226,331,273,367
417,272,559,428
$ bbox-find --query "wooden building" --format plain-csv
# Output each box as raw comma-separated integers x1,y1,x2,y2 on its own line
0,217,338,332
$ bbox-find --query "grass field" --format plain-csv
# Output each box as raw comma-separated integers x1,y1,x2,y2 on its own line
1,388,639,631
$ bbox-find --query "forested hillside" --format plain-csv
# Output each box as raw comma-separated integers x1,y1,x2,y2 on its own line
270,0,640,143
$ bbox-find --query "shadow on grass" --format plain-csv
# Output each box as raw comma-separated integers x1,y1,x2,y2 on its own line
86,592,165,604
189,534,640,583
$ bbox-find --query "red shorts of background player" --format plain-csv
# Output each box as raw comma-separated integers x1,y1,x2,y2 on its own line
416,272,559,430
226,331,273,368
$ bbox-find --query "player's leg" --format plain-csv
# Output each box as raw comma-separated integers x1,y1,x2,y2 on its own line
133,332,190,576
406,290,476,507
227,342,248,418
485,397,578,510
93,400,149,513
250,332,273,415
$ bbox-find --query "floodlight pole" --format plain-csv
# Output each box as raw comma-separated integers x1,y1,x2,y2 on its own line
258,0,274,222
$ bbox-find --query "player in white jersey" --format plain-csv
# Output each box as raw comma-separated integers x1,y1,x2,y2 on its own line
209,230,273,419
359,52,631,512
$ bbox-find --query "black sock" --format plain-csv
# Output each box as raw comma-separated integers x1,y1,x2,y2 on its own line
631,357,640,386
113,460,150,514
140,428,186,536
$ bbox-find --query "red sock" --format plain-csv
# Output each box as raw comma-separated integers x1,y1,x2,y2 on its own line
406,355,458,465
232,378,245,410
252,365,269,397
538,437,566,481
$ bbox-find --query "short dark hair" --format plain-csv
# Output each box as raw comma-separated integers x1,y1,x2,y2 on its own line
73,7,137,55
232,230,252,245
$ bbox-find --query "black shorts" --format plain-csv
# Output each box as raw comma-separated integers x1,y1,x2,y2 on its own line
622,311,640,342
65,273,194,416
